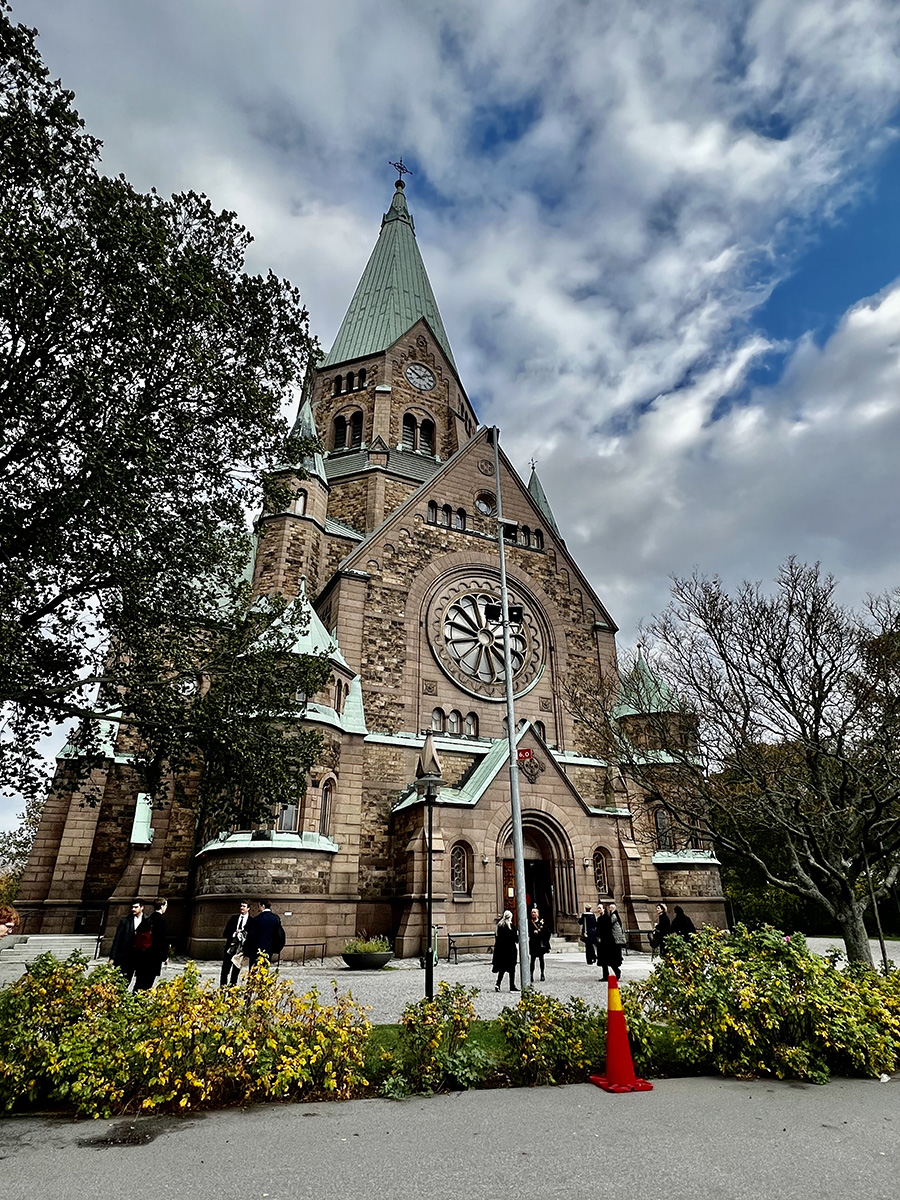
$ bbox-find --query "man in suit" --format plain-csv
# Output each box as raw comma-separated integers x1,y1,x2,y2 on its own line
245,899,285,969
109,899,148,987
133,897,169,992
220,900,251,986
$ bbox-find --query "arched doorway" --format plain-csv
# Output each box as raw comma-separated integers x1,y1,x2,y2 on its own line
497,812,576,936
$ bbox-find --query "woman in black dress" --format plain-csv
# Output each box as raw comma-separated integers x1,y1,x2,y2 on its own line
492,910,518,992
528,906,549,982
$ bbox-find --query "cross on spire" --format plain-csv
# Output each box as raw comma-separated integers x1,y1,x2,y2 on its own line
529,457,538,472
389,157,412,187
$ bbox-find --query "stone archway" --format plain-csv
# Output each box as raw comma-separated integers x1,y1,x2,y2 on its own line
497,811,577,937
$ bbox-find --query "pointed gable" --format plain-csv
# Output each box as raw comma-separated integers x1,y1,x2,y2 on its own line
322,180,457,370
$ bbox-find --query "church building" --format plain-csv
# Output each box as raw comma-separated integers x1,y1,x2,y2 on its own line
17,178,725,958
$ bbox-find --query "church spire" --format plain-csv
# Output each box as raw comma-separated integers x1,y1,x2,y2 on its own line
322,178,456,370
527,467,560,537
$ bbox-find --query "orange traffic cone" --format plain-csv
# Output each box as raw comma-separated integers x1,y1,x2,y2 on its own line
590,973,653,1093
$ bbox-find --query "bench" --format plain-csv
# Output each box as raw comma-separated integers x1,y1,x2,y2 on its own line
277,941,326,966
446,931,496,964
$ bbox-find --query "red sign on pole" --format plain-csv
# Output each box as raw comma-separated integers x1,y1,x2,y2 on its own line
517,747,533,762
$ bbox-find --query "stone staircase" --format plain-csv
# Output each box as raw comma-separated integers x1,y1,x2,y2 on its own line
0,935,100,965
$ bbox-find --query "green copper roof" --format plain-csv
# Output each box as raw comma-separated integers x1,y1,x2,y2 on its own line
614,653,678,718
290,395,327,483
322,181,456,370
527,469,560,536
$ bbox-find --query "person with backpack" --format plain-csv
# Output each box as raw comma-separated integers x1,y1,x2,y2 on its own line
245,899,285,969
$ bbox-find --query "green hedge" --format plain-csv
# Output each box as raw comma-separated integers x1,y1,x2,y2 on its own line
623,924,900,1083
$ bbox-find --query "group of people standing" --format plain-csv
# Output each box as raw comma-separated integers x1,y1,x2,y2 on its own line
490,905,550,991
578,901,627,980
649,902,696,955
220,899,285,986
109,898,169,990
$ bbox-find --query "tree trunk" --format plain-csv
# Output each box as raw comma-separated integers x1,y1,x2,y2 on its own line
834,901,874,966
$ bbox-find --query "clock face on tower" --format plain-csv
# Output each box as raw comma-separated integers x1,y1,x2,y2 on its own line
427,575,545,700
405,362,436,391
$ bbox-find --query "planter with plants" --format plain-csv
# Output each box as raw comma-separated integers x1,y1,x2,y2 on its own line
341,935,393,969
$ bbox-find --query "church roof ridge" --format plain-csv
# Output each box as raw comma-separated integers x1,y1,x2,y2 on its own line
322,180,457,370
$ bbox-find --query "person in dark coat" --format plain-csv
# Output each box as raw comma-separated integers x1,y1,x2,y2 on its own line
220,900,251,986
670,905,696,940
651,903,672,957
595,902,613,981
133,898,166,991
606,901,627,978
491,910,518,992
245,899,285,969
528,906,549,982
578,904,597,965
109,899,148,987
134,897,169,991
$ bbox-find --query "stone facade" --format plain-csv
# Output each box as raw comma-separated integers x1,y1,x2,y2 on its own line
16,181,724,958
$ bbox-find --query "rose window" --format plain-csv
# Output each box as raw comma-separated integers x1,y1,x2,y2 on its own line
427,575,544,700
443,593,527,683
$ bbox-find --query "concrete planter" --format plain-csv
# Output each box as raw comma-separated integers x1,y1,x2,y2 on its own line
341,951,393,970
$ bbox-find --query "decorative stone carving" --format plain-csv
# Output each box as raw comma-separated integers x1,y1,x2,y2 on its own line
422,680,438,696
518,756,546,784
539,697,553,712
477,459,495,476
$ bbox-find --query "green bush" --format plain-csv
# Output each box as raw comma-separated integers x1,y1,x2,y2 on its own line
623,925,900,1084
382,981,491,1096
0,953,371,1117
343,935,391,954
498,989,606,1086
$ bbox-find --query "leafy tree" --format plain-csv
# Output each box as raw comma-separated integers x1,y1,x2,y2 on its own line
568,559,900,965
0,4,330,856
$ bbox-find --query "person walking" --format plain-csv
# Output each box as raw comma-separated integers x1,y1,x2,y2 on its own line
650,902,671,958
220,900,251,986
109,899,148,988
595,902,612,981
528,905,549,982
491,910,518,992
578,903,597,965
245,899,285,969
133,898,165,992
606,901,627,978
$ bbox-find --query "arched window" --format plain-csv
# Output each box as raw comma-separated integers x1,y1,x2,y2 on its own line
654,808,673,852
349,411,363,448
427,500,438,524
333,416,347,451
402,414,417,450
319,780,333,838
593,847,611,896
521,526,531,547
441,504,452,526
431,708,445,733
534,720,546,742
332,375,343,396
448,710,462,734
454,508,466,530
534,529,544,550
419,419,434,454
346,370,355,392
464,712,479,736
294,489,307,516
357,368,367,388
450,842,472,895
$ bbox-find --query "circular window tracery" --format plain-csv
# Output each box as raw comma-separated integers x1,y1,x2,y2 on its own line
427,574,545,700
443,593,527,683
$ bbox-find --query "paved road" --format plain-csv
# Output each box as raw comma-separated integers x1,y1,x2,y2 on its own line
3,1076,897,1200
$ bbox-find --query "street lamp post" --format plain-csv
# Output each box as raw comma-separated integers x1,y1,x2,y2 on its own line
415,734,444,1000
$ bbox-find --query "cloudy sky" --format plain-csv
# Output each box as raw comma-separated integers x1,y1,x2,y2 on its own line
4,0,900,825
